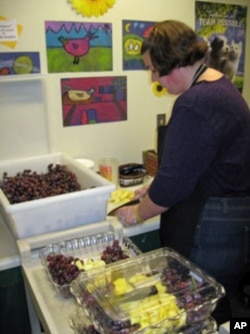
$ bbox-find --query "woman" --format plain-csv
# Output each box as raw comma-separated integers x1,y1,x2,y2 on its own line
117,20,250,325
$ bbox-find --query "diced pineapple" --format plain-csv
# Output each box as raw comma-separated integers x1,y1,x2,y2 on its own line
109,189,134,204
75,259,85,270
120,291,184,331
75,258,105,271
128,273,148,285
113,277,133,295
155,281,166,293
101,273,187,333
84,259,105,270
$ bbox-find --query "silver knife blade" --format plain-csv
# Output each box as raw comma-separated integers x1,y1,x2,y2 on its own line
111,285,158,304
108,199,140,216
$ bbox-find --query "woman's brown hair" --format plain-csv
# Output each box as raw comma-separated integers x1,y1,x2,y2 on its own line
141,20,208,76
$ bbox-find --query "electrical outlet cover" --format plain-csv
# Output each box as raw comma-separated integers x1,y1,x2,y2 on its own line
157,114,166,127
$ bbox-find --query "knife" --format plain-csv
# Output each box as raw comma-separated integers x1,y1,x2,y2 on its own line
111,285,158,304
108,199,140,216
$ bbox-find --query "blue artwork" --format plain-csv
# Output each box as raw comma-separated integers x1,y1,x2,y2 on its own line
0,52,40,75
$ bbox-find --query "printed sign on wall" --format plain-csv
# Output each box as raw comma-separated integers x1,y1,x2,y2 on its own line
0,16,23,49
195,1,247,92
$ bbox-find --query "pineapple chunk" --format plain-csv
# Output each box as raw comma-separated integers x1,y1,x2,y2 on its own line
75,258,105,271
109,189,134,204
113,277,133,295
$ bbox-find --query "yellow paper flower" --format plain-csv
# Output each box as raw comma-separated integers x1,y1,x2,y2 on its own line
152,81,167,97
68,0,116,17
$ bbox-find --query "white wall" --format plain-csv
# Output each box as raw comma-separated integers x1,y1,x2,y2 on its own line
1,0,250,167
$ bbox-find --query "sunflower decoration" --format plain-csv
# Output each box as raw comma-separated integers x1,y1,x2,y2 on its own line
152,81,167,97
68,0,116,17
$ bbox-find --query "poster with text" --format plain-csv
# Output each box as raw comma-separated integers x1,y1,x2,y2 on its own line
61,76,127,126
45,21,113,73
195,1,247,92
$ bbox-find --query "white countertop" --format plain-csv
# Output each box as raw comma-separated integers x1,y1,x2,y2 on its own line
122,216,160,237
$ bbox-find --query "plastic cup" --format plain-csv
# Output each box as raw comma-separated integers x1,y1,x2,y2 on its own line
99,157,119,185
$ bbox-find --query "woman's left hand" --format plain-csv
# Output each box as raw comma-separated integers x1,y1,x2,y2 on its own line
116,205,139,226
117,193,167,226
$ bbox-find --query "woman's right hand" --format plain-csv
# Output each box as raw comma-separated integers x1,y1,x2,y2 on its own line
133,185,150,200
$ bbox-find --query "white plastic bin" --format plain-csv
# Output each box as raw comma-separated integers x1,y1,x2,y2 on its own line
0,152,115,239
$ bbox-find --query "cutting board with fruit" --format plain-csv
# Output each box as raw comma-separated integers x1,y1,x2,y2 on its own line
108,189,139,216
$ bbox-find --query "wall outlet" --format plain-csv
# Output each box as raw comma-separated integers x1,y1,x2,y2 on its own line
157,114,166,127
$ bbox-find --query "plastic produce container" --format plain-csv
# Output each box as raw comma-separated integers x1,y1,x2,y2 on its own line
70,247,225,334
39,226,142,298
0,152,115,239
69,306,98,334
68,306,218,334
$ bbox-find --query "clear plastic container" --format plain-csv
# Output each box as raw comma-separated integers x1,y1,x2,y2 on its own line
70,248,225,333
99,157,119,186
69,306,100,334
40,229,142,298
68,306,218,334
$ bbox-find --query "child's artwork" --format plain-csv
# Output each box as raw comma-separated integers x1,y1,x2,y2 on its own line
0,52,40,75
45,21,113,73
122,20,155,70
61,76,127,126
195,1,247,92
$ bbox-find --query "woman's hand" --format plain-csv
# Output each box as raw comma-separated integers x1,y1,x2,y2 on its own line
133,185,150,200
117,192,168,226
117,205,139,226
116,185,149,225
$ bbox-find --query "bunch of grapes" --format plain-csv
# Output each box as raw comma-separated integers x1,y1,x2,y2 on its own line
1,163,81,204
46,254,84,286
161,267,208,324
80,325,100,334
101,240,129,264
46,241,129,288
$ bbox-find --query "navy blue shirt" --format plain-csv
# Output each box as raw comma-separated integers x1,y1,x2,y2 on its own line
149,76,250,208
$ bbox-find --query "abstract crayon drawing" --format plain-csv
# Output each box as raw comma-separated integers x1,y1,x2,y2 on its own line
61,76,127,126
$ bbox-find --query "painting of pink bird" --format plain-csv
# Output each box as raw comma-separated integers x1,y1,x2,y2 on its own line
58,32,98,64
45,21,113,73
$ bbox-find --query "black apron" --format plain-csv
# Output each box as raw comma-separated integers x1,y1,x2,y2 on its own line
157,124,208,258
159,183,208,258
